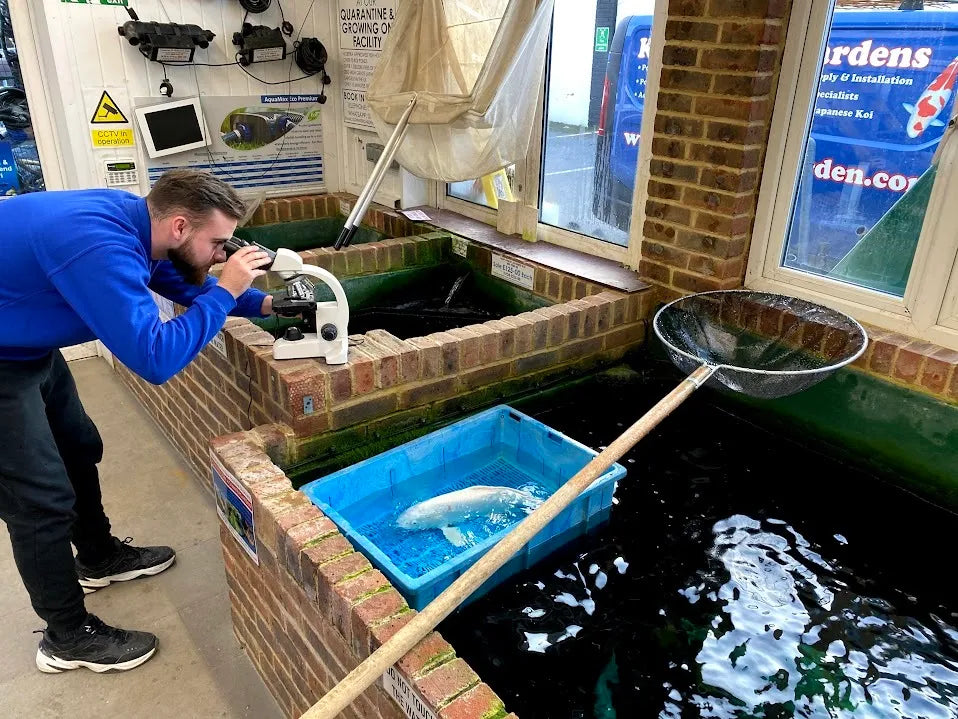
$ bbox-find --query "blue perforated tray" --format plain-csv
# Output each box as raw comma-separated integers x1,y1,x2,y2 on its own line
299,405,626,610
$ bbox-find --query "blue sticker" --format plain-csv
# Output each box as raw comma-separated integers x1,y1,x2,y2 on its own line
0,142,20,195
211,453,258,564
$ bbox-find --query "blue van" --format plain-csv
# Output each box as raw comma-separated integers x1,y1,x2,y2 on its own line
593,9,958,270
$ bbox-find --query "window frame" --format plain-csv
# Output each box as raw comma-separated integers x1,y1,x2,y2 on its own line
431,0,670,272
746,0,958,351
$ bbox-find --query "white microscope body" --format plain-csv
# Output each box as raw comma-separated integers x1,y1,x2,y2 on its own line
269,248,349,364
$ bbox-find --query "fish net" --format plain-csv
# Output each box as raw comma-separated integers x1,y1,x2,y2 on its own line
653,291,868,400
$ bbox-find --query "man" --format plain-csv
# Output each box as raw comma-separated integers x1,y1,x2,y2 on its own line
0,169,273,673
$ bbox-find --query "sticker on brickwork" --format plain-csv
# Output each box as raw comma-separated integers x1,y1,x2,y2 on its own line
382,666,439,719
491,252,535,290
451,236,469,258
211,451,259,564
209,331,228,359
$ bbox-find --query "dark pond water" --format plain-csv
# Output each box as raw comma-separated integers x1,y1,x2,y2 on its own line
439,358,958,718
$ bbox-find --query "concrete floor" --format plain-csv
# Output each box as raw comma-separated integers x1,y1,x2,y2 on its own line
0,357,283,719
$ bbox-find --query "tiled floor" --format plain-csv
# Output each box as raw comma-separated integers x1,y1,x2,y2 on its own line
0,357,282,719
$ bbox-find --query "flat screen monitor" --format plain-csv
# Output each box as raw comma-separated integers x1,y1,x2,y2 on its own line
134,97,211,158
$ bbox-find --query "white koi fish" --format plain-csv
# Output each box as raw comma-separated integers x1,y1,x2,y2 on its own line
397,485,542,547
903,56,958,138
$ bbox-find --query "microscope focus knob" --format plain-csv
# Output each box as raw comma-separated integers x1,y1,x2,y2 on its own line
320,323,338,341
283,326,305,341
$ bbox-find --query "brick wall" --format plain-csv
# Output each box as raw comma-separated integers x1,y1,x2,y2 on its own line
117,200,655,483
247,192,427,238
641,0,791,301
213,431,517,719
852,326,958,405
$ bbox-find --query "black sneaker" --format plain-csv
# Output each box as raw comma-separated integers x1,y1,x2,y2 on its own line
36,614,157,673
76,537,176,594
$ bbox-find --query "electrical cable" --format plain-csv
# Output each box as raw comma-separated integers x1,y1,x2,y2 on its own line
293,36,328,76
276,0,294,36
0,87,30,129
238,0,271,13
188,0,318,187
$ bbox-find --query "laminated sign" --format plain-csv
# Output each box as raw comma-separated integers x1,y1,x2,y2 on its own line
338,0,396,130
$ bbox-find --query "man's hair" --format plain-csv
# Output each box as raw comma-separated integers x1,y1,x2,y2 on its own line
146,169,246,225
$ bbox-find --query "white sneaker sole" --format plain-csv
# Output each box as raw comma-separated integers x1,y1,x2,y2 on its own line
79,555,176,594
36,646,156,673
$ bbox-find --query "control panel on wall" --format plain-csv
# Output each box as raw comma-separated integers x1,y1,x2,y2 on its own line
103,159,139,187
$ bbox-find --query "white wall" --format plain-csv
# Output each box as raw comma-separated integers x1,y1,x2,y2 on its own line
14,0,404,204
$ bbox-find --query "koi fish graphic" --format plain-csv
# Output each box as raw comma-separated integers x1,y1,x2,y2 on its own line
903,56,958,138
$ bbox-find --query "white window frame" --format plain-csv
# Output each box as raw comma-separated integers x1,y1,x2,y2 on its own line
430,0,670,272
746,0,958,351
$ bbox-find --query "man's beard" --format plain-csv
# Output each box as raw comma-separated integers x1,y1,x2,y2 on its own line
168,234,212,286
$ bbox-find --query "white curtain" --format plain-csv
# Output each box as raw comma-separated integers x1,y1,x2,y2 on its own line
366,0,555,182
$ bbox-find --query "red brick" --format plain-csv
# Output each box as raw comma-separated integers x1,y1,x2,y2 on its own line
645,241,691,270
894,345,926,384
651,136,688,159
408,336,443,379
694,96,769,122
339,569,391,604
330,393,399,430
398,632,456,678
672,271,737,293
437,683,505,719
351,589,408,639
665,19,719,42
657,114,705,139
448,328,481,369
369,610,416,649
920,357,952,394
662,45,699,67
868,338,898,376
649,159,700,183
640,260,672,285
348,350,375,395
721,20,782,45
415,658,479,708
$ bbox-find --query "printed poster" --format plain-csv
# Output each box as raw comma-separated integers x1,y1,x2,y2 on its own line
136,95,325,193
211,450,258,564
339,0,396,130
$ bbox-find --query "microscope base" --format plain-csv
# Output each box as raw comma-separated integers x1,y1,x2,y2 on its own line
273,334,349,364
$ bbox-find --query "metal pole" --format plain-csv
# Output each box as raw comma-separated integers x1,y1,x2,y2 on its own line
335,97,417,250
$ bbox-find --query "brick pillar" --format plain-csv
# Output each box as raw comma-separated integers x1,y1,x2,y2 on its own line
641,0,792,300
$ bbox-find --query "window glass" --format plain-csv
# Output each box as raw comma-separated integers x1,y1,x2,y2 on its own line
447,165,516,209
784,5,958,296
539,0,655,246
0,0,46,197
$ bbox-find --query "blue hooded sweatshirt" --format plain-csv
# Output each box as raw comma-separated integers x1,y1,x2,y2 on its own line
0,188,268,384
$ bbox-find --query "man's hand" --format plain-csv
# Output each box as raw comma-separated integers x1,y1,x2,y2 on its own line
260,294,273,316
217,246,272,299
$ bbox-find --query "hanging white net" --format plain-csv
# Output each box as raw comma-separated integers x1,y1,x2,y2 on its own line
366,0,555,182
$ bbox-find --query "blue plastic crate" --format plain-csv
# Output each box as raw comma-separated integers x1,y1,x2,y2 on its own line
299,405,626,610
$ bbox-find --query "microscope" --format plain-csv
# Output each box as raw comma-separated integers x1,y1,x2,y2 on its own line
223,237,349,364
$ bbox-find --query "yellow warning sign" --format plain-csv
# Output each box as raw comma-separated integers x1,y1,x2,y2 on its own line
90,90,128,124
91,128,135,148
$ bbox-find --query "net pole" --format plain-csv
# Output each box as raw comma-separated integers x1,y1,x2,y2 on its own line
335,97,417,249
299,363,717,719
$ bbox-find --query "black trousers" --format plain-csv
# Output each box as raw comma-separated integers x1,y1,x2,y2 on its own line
0,352,115,634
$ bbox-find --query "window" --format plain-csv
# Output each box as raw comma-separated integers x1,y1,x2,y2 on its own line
447,165,517,209
0,0,46,197
437,0,665,267
749,1,958,350
536,0,655,249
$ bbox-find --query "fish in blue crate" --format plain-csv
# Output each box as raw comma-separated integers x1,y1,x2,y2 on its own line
396,485,543,548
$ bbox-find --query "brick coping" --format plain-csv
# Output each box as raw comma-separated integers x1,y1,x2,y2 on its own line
213,429,519,719
852,325,958,404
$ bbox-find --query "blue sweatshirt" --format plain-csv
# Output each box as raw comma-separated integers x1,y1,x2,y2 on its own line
0,189,268,384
